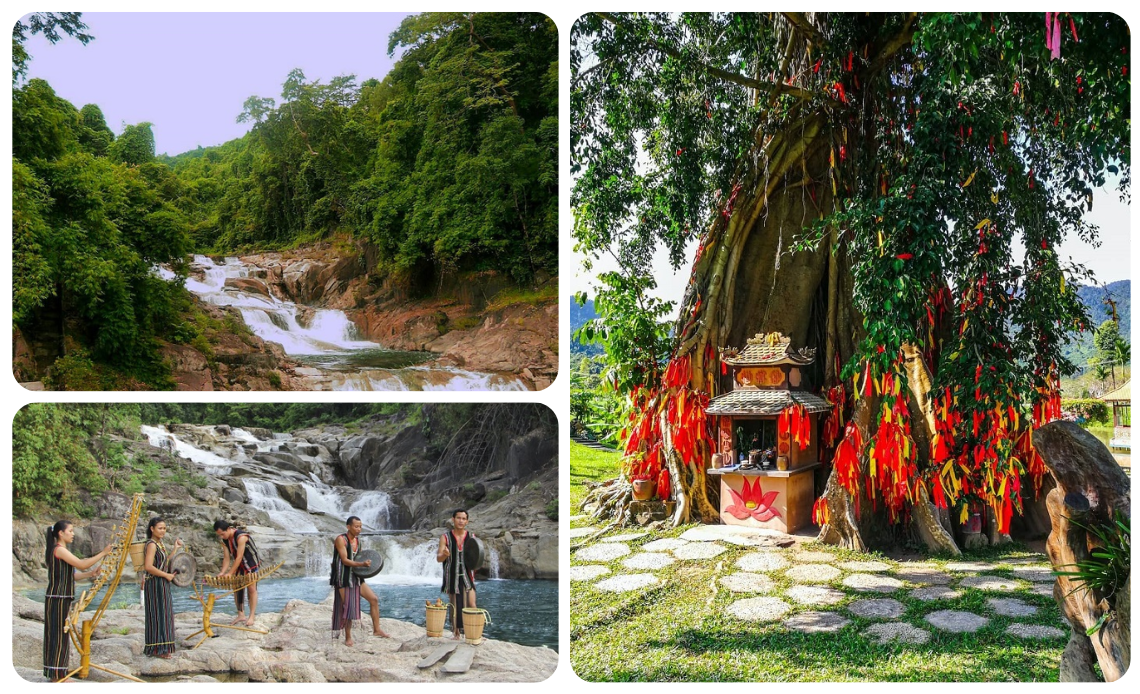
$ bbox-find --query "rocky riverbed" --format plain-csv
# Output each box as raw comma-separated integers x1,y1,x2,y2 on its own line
12,592,557,682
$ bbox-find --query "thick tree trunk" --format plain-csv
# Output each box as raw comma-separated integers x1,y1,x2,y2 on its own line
1035,421,1130,682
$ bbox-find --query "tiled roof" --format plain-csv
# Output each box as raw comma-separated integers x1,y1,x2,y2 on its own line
721,332,816,366
706,389,832,415
1101,380,1131,403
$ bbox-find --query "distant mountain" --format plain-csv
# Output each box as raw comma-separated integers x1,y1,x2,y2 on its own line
570,298,604,356
1064,280,1130,371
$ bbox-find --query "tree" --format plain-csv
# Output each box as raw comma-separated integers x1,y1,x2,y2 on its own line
110,121,156,165
12,12,92,83
572,13,1129,552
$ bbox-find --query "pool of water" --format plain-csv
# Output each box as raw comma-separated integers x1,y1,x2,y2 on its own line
24,576,557,650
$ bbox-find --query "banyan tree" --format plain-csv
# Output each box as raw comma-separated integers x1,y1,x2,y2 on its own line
572,12,1130,553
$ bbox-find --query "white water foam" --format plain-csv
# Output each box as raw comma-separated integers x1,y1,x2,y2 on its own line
140,425,233,468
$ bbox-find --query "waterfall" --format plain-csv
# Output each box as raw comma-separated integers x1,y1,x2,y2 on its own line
140,425,233,469
303,536,333,577
489,547,501,579
375,538,442,584
241,479,318,533
348,492,392,531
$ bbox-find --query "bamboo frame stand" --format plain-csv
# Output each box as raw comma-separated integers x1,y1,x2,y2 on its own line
185,561,283,649
60,493,146,683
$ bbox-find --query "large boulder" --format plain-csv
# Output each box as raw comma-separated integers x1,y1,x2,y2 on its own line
276,483,308,511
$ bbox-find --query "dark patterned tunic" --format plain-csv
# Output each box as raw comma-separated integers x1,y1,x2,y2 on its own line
330,533,362,636
224,529,260,612
441,531,477,633
142,540,176,656
43,545,74,680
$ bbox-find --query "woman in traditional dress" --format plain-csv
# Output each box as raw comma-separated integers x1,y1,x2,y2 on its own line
43,521,111,681
142,517,183,658
436,509,477,640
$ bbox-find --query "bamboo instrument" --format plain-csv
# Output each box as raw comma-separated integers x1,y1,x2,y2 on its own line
202,560,284,590
186,560,284,649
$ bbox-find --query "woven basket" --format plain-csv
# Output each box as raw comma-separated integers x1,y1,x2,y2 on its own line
128,542,147,573
425,602,452,637
462,608,491,645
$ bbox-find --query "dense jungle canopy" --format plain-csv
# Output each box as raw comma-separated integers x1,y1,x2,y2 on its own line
12,12,557,387
572,12,1130,552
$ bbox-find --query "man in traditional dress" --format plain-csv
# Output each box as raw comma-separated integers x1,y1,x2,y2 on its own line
331,516,389,646
436,509,477,640
213,520,261,627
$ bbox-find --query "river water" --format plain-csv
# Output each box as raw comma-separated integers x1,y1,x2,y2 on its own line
160,256,527,391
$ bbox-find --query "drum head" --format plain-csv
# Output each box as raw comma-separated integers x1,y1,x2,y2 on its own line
169,553,197,587
352,549,384,579
463,536,484,572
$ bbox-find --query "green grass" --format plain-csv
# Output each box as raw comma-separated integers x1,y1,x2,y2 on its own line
570,441,622,520
571,526,1067,682
485,284,558,312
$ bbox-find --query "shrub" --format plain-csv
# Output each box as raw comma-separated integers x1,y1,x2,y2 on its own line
544,499,558,521
1062,398,1110,424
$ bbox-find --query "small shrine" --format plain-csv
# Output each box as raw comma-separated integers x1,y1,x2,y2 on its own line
1100,380,1131,451
706,333,830,533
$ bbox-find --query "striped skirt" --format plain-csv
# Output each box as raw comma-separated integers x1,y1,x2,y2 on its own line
331,584,361,638
143,578,176,656
43,597,72,680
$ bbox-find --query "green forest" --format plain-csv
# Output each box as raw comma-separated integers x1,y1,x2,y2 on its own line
12,12,557,388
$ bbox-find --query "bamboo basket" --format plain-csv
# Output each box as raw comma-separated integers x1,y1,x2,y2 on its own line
425,602,452,637
127,542,147,574
461,608,491,645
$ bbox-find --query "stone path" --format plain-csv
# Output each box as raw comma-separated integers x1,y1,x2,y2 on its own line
572,530,1065,651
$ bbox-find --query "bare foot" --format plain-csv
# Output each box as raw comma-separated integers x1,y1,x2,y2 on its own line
373,629,390,638
345,637,355,647
452,633,462,641
245,620,257,629
230,615,247,625
158,654,173,660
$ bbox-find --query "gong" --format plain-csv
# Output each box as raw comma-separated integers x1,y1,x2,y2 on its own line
462,536,484,572
351,549,384,579
169,553,197,588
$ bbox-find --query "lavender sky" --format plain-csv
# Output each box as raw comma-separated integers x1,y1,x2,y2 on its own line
19,12,411,156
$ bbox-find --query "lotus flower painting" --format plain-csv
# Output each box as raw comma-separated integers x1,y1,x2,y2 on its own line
724,477,782,522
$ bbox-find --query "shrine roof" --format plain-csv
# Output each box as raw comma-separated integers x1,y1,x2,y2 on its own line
706,389,831,415
1101,380,1131,403
721,332,816,366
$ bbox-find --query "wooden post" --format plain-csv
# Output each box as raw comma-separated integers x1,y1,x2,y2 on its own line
79,620,93,679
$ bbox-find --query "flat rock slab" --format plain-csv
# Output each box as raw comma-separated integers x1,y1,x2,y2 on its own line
847,598,906,619
569,565,611,582
894,568,954,585
959,575,1022,592
1003,555,1049,565
418,642,459,668
575,543,630,562
795,551,837,563
1006,623,1065,639
910,586,963,602
594,574,660,593
736,552,790,573
925,610,989,633
680,525,787,543
839,560,891,572
568,527,596,539
863,622,931,645
672,543,727,561
785,563,841,583
1010,566,1055,582
727,597,792,623
641,538,689,552
842,573,904,593
1029,583,1055,597
783,611,850,633
441,644,475,673
601,532,649,543
720,572,776,594
622,553,675,570
785,585,845,606
987,598,1038,617
945,561,996,572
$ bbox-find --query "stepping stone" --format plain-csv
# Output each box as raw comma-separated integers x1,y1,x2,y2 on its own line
418,641,459,668
601,532,649,543
673,543,727,560
720,572,776,594
569,515,587,522
910,586,963,602
839,560,891,572
863,622,930,645
1006,623,1065,639
727,597,792,622
959,575,1022,592
680,525,787,543
1011,566,1055,582
795,551,836,563
642,538,689,552
568,527,596,539
569,565,611,582
622,553,675,570
925,610,989,633
946,561,996,572
594,574,659,592
847,598,906,619
783,611,850,633
1029,583,1055,597
987,598,1038,617
718,535,782,547
441,644,476,673
576,543,630,562
785,585,845,606
843,573,903,593
894,567,953,585
1003,555,1049,565
736,552,789,573
785,563,841,583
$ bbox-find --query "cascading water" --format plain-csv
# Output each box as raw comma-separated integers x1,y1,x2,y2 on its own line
140,425,234,470
242,479,319,533
489,547,501,579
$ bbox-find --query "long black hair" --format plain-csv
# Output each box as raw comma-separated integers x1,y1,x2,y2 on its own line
146,516,166,539
45,520,71,566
